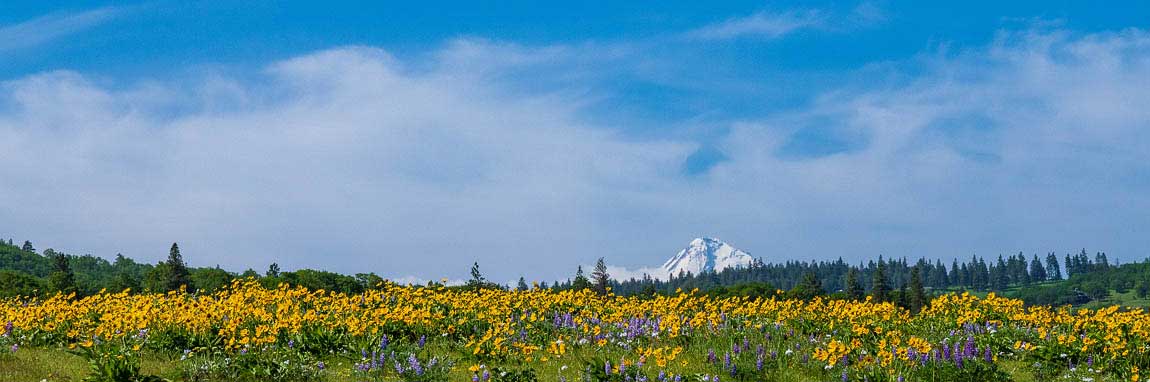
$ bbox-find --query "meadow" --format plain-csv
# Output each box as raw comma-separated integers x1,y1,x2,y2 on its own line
1,280,1147,382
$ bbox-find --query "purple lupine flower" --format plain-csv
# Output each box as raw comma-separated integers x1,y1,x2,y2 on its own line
1087,355,1094,367
408,354,423,376
619,358,626,374
288,339,295,349
897,375,904,382
316,361,325,370
729,364,737,377
3,321,12,336
723,352,731,369
418,335,426,348
657,370,666,382
606,360,612,375
394,360,404,374
482,370,491,381
707,349,717,363
984,347,992,363
380,334,389,350
841,370,848,382
472,374,480,382
955,356,964,369
756,355,764,371
361,349,368,359
673,374,682,382
9,343,17,353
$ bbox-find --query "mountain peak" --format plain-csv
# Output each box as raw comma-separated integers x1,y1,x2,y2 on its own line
661,237,753,277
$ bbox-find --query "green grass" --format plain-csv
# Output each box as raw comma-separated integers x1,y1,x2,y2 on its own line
0,347,1131,382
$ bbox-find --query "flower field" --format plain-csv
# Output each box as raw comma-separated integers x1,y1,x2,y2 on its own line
1,280,1148,382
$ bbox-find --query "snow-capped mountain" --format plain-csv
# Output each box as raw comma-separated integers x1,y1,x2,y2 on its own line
661,237,754,277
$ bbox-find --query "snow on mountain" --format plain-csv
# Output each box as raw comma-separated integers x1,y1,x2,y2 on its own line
661,237,754,277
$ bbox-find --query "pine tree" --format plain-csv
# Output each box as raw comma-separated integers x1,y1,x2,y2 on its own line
790,272,824,300
166,243,192,292
468,262,486,289
1046,253,1062,280
908,265,927,313
516,277,529,291
21,241,34,253
1029,255,1047,282
572,266,592,290
46,250,77,296
871,257,891,302
267,263,281,277
591,258,611,295
844,268,864,301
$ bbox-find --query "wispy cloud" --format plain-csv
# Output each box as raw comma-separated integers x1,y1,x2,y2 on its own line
688,10,823,41
0,7,121,52
687,2,887,41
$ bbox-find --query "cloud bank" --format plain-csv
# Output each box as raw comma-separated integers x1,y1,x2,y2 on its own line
2,28,1150,282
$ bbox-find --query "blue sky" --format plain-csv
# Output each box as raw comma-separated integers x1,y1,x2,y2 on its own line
2,1,1149,283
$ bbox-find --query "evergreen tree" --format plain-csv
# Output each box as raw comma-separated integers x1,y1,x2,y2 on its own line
590,257,611,295
165,243,192,292
46,250,77,296
844,268,864,301
571,266,592,290
992,255,1009,290
468,262,486,288
21,241,34,253
1095,252,1110,270
790,272,824,300
516,277,529,291
1046,253,1062,280
908,265,927,313
267,263,281,278
871,257,891,302
1029,255,1047,282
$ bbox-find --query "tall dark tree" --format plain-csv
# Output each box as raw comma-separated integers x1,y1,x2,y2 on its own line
468,262,486,288
46,250,77,296
1046,253,1062,281
907,265,927,313
516,277,529,291
844,268,865,301
267,263,281,278
871,257,891,302
790,272,824,300
571,266,592,290
166,242,192,292
21,241,34,253
590,258,611,295
1029,255,1047,283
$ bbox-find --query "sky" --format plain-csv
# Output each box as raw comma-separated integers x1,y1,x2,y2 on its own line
1,1,1149,284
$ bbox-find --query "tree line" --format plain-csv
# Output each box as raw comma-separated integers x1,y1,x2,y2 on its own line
2,237,1147,308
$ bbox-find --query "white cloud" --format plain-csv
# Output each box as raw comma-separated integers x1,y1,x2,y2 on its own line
0,7,121,52
688,10,824,41
3,28,1150,283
